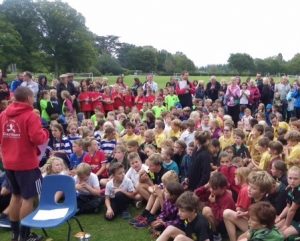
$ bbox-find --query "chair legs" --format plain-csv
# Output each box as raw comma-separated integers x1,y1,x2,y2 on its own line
72,216,84,232
42,228,48,238
67,220,71,241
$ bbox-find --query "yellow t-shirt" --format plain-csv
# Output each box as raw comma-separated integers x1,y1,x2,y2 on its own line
273,122,290,139
155,132,167,149
287,143,300,168
167,129,181,139
219,135,235,150
122,134,142,145
258,151,271,170
247,134,263,166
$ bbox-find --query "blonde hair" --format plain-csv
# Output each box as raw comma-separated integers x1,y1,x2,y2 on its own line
247,171,274,194
42,157,66,175
236,167,251,185
161,170,179,186
288,166,300,176
76,163,92,176
147,153,163,165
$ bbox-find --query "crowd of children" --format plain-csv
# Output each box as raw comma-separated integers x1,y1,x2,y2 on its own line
1,71,300,241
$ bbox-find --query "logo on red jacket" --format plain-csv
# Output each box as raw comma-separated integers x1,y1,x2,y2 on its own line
3,120,21,139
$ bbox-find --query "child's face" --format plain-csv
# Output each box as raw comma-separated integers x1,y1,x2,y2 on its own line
72,143,82,153
114,149,124,161
148,162,160,173
69,125,78,135
78,174,89,183
248,183,263,199
209,186,225,197
89,140,99,152
144,147,155,157
234,135,243,145
173,143,183,154
237,122,244,129
127,145,137,153
161,149,170,162
51,160,64,174
178,208,195,221
203,117,209,125
114,168,125,182
130,158,142,172
248,214,264,230
288,170,300,189
223,127,231,137
126,126,134,135
171,123,179,132
187,146,194,156
270,164,280,178
51,127,62,139
220,156,231,166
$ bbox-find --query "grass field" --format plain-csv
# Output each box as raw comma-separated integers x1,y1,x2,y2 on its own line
0,208,153,241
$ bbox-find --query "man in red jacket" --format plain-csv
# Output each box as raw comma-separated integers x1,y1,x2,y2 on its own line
0,86,49,241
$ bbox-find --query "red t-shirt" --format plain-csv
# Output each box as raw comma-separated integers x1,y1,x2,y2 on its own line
135,96,145,111
83,150,107,177
236,184,251,211
112,92,124,110
102,93,114,112
123,94,134,108
91,92,104,113
218,165,240,195
145,95,155,104
78,91,93,112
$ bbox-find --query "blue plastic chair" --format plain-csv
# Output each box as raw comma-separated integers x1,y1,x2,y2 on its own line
21,175,84,241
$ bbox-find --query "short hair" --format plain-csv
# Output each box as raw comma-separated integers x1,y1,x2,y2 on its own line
176,191,199,212
76,163,92,176
162,147,174,158
269,113,277,121
161,170,179,185
247,171,274,194
126,122,135,129
268,141,283,154
166,182,184,202
127,152,141,163
127,140,139,147
147,153,163,165
174,140,187,150
233,128,245,140
155,120,165,129
288,166,300,176
23,71,32,79
194,131,211,146
250,118,258,128
144,144,157,152
258,137,270,148
115,145,127,153
188,142,194,148
249,202,276,229
73,139,83,147
272,160,287,174
264,131,274,141
211,139,220,148
171,119,182,128
109,162,124,176
253,124,264,135
285,130,300,142
209,172,228,189
219,151,230,160
14,86,33,102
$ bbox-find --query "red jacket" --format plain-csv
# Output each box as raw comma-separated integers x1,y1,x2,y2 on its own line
0,102,49,170
218,165,240,195
248,86,261,104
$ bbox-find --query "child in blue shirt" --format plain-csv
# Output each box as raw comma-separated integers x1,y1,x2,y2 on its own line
161,147,179,175
70,139,86,173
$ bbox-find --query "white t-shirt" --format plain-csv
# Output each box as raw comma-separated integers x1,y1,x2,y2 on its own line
74,173,99,195
240,89,250,105
125,164,148,187
105,176,135,198
179,130,195,145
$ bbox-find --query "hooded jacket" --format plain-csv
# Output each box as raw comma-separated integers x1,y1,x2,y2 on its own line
0,102,49,170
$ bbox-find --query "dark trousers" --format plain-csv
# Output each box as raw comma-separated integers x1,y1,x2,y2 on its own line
77,195,103,214
105,192,131,220
295,107,300,119
227,105,240,126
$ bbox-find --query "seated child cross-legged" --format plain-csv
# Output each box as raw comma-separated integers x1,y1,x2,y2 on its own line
74,163,103,214
130,170,179,228
156,191,212,241
105,162,135,220
195,172,236,239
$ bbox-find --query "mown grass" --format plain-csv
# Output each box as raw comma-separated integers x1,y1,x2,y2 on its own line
0,207,153,241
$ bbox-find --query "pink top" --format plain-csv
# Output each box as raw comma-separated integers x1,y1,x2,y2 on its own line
225,84,241,106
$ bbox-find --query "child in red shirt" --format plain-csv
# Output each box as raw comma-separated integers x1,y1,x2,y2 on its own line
235,167,251,213
78,80,93,118
90,86,104,114
135,88,145,111
195,172,235,234
83,139,107,178
123,89,134,108
145,88,155,107
102,86,114,114
112,86,124,110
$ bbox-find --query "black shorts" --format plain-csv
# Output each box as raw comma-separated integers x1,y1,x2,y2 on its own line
5,168,42,199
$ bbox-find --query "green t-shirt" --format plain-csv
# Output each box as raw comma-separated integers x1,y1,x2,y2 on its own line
152,105,167,118
249,227,284,241
165,94,179,110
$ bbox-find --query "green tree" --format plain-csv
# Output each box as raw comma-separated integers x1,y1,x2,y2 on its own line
36,1,96,76
228,53,255,75
98,53,123,75
287,54,300,75
0,14,23,74
94,35,122,56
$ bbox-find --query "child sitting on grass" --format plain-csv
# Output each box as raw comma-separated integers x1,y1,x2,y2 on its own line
74,163,102,214
105,162,135,220
156,191,212,241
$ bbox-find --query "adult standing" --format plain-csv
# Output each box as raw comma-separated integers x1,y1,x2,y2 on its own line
275,76,290,121
143,73,158,93
10,73,23,93
131,77,143,96
225,77,241,126
20,71,39,103
248,79,261,112
205,75,221,101
175,70,193,108
260,77,274,107
0,74,10,102
0,87,49,241
255,72,263,95
56,73,78,113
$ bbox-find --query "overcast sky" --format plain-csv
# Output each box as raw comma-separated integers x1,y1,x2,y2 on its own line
5,0,300,67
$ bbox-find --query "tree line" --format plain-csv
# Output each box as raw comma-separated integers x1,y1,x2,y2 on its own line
1,0,300,77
